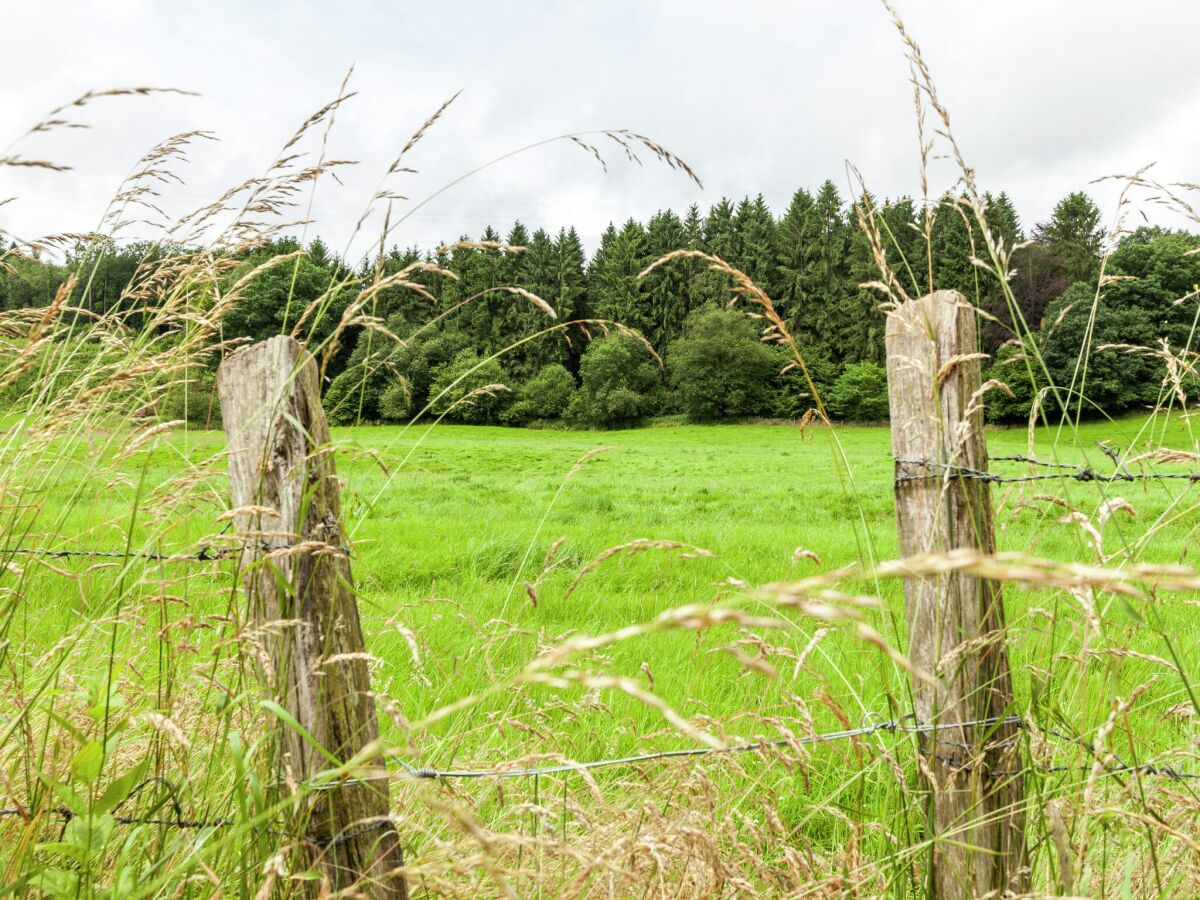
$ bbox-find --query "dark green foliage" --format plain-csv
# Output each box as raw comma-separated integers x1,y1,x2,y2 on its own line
0,334,106,409
428,348,511,424
325,328,468,424
6,183,1186,428
983,341,1043,424
222,238,352,348
1035,192,1104,286
0,245,66,310
565,335,662,428
158,367,221,427
1001,242,1067,351
642,209,693,347
502,364,576,424
379,378,416,423
667,305,776,421
1043,283,1160,415
1038,229,1200,416
769,350,838,419
589,219,651,339
693,198,737,309
369,245,440,329
826,362,889,422
731,195,775,292
69,240,165,315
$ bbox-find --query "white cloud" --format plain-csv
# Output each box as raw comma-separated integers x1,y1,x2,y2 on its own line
3,0,1199,260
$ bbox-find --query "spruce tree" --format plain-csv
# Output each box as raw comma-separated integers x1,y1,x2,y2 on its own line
643,208,690,347
1036,191,1104,285
590,218,651,341
553,227,589,371
694,198,737,309
504,226,559,378
774,187,821,339
732,194,776,297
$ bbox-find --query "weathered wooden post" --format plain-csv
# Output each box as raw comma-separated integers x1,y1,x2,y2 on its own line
885,291,1025,898
219,335,406,898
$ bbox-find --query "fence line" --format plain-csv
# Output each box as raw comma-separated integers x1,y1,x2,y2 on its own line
4,447,1194,567
896,447,1200,486
7,417,1198,883
1,539,352,563
5,713,1199,850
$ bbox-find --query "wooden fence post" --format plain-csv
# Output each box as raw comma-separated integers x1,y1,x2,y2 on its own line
885,291,1025,898
218,335,406,898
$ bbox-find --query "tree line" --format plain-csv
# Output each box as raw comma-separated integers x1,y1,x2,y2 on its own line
3,181,1198,427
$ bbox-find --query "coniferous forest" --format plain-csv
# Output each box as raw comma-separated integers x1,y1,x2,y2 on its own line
4,182,1196,428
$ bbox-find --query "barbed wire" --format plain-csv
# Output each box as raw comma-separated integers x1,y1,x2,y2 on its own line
394,712,945,779
5,713,1200,848
1,539,352,563
4,545,245,562
8,444,1192,567
4,440,1197,846
896,446,1200,486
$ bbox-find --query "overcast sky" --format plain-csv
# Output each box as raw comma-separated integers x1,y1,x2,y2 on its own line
4,0,1200,263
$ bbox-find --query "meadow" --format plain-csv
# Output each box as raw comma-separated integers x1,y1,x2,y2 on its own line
10,413,1200,896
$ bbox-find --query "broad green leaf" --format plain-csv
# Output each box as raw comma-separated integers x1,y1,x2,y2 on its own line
70,740,104,785
27,867,79,897
65,812,116,855
95,757,150,815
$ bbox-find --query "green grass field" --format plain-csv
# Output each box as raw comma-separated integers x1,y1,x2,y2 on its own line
10,414,1200,894
19,415,1200,772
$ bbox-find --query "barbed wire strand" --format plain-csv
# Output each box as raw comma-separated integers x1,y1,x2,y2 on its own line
7,713,1200,848
4,448,1195,565
898,441,1200,486
896,458,1200,485
0,539,352,563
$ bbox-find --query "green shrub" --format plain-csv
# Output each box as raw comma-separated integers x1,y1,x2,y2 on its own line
826,362,889,421
565,335,662,428
768,349,838,419
427,348,511,424
0,336,105,411
1042,283,1160,416
324,326,465,424
983,341,1042,423
666,305,776,421
378,378,416,422
502,364,575,424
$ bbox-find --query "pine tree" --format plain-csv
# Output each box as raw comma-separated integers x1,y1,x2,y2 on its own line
732,194,776,296
843,191,888,365
643,208,690,347
553,227,589,371
988,192,1022,248
774,187,821,338
501,226,558,378
929,193,978,299
451,226,506,354
806,181,852,364
1035,191,1104,285
694,197,737,308
590,218,650,341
